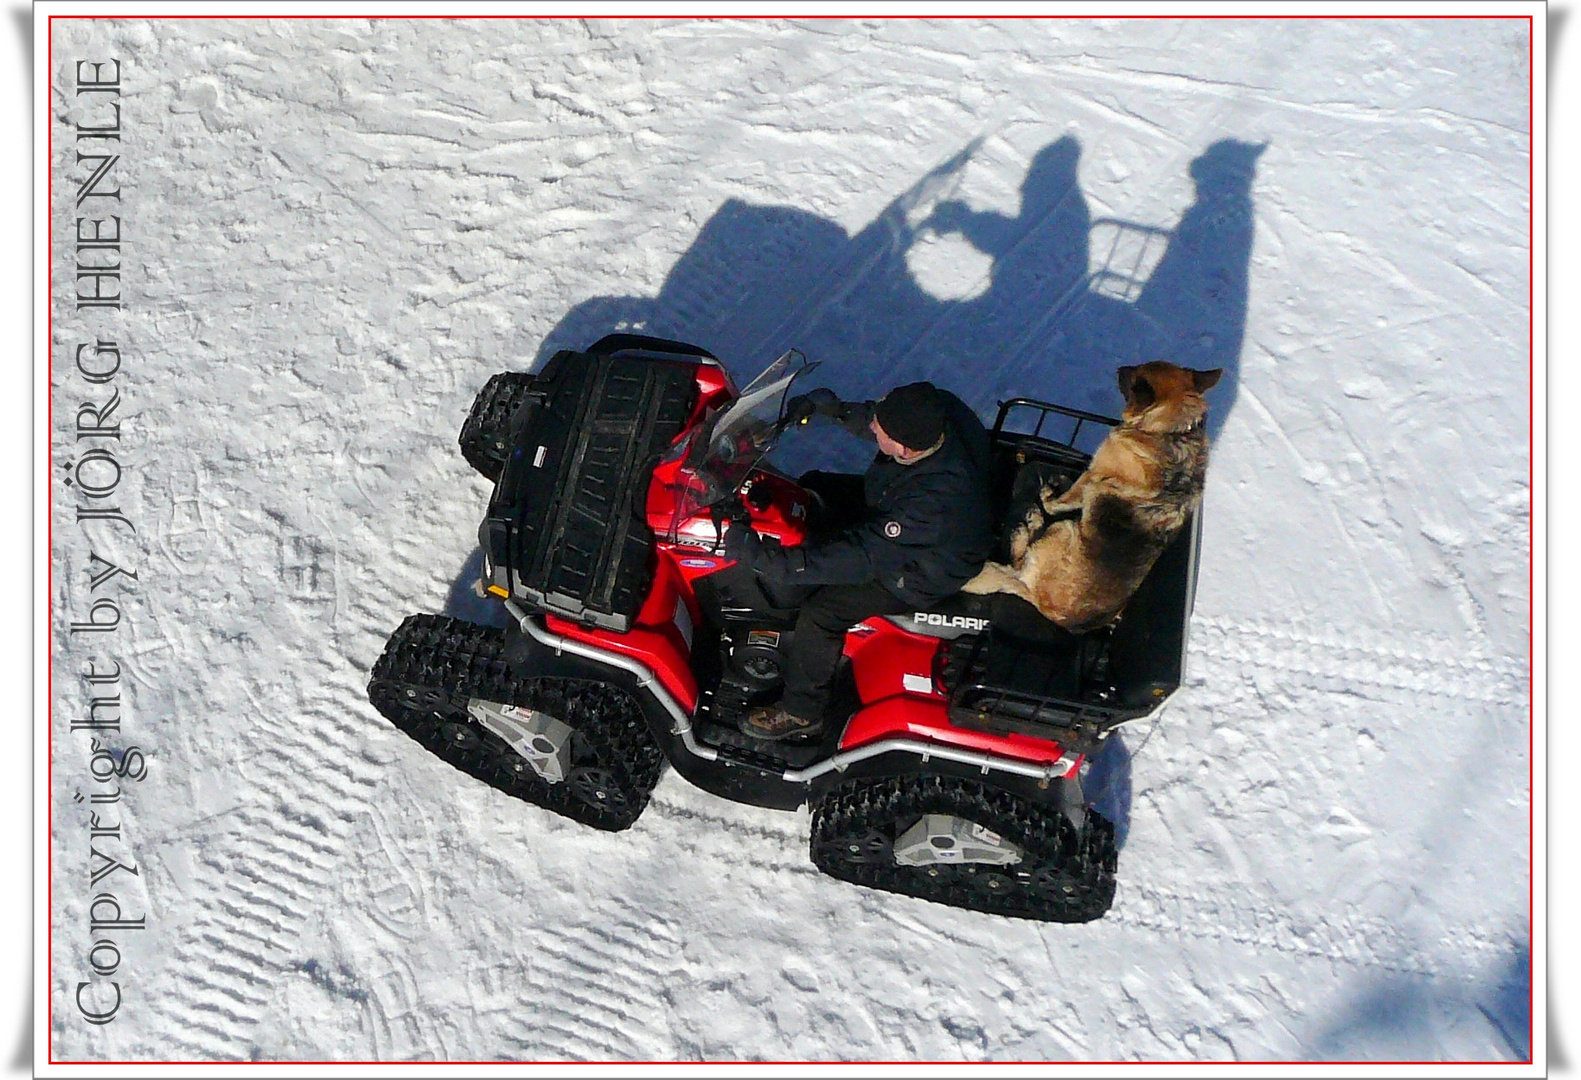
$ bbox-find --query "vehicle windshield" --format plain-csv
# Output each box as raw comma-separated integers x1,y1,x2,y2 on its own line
664,349,816,539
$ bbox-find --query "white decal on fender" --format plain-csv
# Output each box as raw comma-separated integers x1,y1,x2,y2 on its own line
913,612,989,631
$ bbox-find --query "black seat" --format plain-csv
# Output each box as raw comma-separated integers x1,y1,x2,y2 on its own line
882,590,1086,646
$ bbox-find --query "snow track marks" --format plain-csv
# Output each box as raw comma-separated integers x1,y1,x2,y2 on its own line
1192,617,1526,706
142,667,387,1060
504,912,683,1061
119,615,1521,1062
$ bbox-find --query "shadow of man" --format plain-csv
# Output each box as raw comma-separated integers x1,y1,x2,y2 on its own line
918,137,1262,436
899,135,1093,406
535,133,1259,447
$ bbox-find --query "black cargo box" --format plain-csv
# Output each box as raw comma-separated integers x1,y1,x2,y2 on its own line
482,342,701,632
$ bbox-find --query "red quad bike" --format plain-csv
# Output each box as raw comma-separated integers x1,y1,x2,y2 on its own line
368,335,1203,923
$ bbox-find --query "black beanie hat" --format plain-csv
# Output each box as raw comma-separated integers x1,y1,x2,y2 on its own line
874,382,946,452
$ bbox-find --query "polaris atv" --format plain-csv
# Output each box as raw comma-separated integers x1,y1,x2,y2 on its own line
368,334,1202,923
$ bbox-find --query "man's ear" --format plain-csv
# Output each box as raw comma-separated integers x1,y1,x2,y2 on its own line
1193,368,1224,392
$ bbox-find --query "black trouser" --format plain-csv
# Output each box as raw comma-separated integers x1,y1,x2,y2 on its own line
780,581,911,721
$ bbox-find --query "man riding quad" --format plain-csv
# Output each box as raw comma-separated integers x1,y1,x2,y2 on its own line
725,381,997,740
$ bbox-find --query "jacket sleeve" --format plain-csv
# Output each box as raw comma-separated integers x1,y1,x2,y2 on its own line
753,467,954,592
750,527,875,590
835,400,877,442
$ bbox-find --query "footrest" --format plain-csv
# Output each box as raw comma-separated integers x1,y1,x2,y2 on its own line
699,719,829,770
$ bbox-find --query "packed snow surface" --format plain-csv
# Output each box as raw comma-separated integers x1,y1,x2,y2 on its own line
48,17,1531,1063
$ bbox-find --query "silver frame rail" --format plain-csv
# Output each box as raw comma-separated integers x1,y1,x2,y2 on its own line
509,602,1081,785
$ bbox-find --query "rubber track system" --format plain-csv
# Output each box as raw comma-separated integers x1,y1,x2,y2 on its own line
809,774,1118,922
368,614,665,831
459,372,537,482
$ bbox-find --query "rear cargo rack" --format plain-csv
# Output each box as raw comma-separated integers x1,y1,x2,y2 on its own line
942,628,1141,756
991,398,1118,462
942,632,1144,752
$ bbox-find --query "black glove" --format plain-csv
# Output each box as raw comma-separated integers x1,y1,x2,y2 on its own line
784,387,843,425
723,520,761,565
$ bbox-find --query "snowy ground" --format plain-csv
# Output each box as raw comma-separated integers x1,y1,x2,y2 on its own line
44,15,1533,1065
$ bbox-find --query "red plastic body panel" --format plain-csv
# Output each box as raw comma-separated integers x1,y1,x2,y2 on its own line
647,457,810,549
661,544,733,591
839,618,1083,775
692,362,734,413
841,616,943,705
736,471,811,545
545,549,699,713
840,697,1081,774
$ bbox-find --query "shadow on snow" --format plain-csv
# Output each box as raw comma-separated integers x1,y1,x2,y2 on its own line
1308,939,1531,1061
536,133,1260,462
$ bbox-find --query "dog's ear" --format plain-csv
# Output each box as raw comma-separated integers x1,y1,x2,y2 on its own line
1117,366,1137,396
1192,368,1224,392
1125,372,1156,410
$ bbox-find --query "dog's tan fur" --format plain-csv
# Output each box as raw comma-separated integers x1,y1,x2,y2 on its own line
962,362,1221,632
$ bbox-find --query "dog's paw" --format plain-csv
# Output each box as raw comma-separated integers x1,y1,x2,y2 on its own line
1006,505,1043,562
1039,490,1080,517
961,563,1012,594
1007,523,1032,562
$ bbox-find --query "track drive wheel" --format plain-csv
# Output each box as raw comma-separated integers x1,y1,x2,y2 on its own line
809,774,1117,922
459,372,537,482
367,614,664,831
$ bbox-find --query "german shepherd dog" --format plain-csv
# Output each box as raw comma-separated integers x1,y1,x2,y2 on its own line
963,362,1221,632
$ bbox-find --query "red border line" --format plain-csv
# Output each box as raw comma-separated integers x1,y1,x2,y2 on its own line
41,13,1540,20
47,11,55,1058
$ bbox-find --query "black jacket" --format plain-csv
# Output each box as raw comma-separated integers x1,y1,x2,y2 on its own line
743,390,996,607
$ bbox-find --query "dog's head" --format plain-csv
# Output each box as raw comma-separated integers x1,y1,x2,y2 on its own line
1116,362,1222,433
